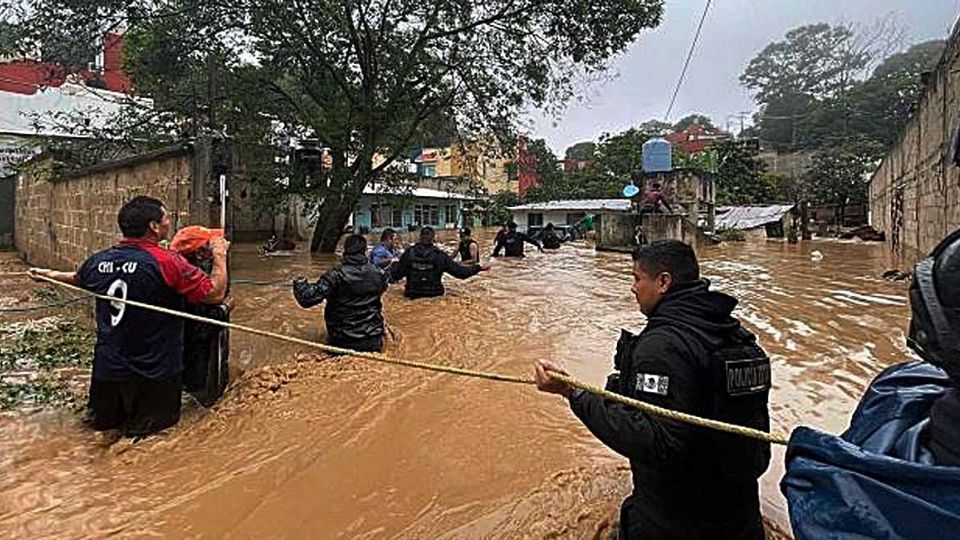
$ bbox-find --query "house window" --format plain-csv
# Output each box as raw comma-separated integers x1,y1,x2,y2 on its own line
414,204,440,226
445,205,458,226
528,213,544,227
371,204,394,228
421,164,437,177
566,212,585,225
392,207,404,227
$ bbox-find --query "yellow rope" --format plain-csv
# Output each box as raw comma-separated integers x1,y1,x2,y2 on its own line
33,274,790,445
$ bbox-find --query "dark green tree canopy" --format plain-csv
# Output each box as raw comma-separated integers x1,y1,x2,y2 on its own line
8,0,665,250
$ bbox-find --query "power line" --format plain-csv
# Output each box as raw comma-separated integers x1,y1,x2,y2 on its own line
664,0,712,122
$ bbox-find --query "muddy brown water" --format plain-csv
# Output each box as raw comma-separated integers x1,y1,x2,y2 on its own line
0,231,913,538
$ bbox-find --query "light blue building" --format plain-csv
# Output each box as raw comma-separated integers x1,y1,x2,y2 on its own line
351,184,477,233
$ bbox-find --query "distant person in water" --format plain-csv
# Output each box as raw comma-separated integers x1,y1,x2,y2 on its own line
259,233,296,256
539,223,564,250
457,227,481,265
493,221,543,257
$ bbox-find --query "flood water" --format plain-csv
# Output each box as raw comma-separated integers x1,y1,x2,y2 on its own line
0,230,914,538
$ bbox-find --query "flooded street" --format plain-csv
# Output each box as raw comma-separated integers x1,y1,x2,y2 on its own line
0,231,914,538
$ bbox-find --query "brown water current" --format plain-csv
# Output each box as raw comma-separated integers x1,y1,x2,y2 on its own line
0,231,914,538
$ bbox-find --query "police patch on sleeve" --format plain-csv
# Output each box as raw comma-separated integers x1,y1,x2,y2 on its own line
725,358,771,396
635,373,670,396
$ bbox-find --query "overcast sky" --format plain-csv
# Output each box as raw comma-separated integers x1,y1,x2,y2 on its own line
528,0,960,155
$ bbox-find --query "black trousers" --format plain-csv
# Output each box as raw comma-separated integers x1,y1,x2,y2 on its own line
328,335,384,353
87,374,182,437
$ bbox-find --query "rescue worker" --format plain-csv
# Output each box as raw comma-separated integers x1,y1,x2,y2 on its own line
492,221,543,257
391,226,488,299
782,228,960,538
292,234,389,353
457,227,481,265
539,223,564,250
535,240,771,539
170,226,232,407
29,196,229,437
370,228,402,269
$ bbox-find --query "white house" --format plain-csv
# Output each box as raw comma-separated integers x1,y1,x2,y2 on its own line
507,199,632,233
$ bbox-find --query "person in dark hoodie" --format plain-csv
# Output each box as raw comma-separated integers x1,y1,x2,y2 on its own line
292,234,389,352
539,222,564,250
493,221,543,257
535,240,771,540
391,226,488,299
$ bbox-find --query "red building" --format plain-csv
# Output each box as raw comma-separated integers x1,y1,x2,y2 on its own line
517,136,539,196
665,121,729,154
0,33,132,96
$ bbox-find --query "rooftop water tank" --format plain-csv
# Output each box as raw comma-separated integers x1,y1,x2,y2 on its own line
642,137,672,173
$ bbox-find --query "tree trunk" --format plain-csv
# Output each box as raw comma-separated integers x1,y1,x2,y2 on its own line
800,200,811,240
310,201,354,252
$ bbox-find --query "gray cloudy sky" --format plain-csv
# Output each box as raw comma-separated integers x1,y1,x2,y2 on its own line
529,0,960,155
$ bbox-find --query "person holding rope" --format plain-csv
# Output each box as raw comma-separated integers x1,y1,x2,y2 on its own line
28,196,229,438
293,234,389,352
535,240,771,539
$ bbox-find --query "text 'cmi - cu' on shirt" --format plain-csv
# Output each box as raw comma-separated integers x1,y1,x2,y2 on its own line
77,238,214,381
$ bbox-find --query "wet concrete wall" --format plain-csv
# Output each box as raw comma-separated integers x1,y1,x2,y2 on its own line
869,19,960,263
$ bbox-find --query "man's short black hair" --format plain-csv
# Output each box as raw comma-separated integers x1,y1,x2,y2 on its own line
652,182,662,190
380,228,396,242
117,196,165,238
631,240,700,284
460,227,471,237
343,234,367,255
508,221,518,230
420,226,436,243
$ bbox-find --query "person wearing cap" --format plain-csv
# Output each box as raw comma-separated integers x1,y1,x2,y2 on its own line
782,227,960,537
29,196,229,437
293,234,390,352
492,221,543,258
457,227,481,265
538,223,564,250
170,225,233,407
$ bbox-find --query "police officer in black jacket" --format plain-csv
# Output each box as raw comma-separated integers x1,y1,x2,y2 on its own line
493,221,543,257
535,240,771,540
293,235,389,352
392,226,488,299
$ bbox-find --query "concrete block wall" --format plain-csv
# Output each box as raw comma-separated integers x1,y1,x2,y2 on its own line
869,19,960,264
15,151,193,270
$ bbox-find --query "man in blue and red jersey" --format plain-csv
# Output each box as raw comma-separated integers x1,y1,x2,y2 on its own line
29,196,229,437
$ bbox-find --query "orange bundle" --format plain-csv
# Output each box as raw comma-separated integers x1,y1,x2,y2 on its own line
170,226,224,255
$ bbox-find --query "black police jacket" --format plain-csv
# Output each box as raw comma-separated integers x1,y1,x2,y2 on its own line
293,252,389,343
570,280,771,540
493,231,542,257
391,242,480,298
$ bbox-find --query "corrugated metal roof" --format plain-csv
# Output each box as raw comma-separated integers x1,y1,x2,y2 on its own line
715,204,795,230
363,184,474,200
508,199,631,212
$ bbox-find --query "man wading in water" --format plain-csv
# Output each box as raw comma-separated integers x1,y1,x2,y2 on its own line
535,240,771,539
29,196,229,438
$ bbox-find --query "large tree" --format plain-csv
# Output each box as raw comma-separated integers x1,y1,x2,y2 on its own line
9,0,664,251
672,113,717,133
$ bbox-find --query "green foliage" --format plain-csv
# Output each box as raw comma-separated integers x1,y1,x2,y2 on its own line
672,114,717,133
0,315,94,410
742,19,944,209
13,0,665,251
712,140,779,205
486,190,521,226
564,141,596,160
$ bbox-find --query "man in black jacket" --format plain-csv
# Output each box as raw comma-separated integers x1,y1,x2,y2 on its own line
535,240,771,540
293,235,389,352
493,221,543,257
391,226,488,299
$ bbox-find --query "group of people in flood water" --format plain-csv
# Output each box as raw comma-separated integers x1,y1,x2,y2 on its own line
25,194,960,538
